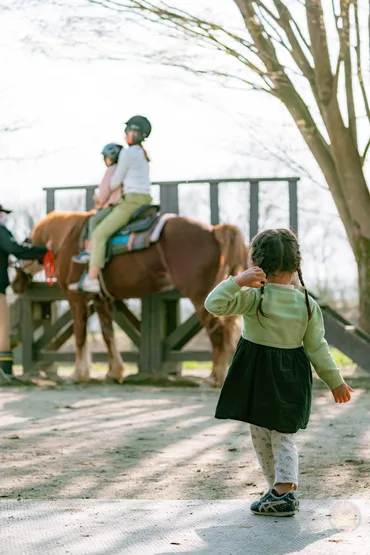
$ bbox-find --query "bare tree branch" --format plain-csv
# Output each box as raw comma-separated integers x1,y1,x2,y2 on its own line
362,137,370,166
0,123,33,133
340,0,357,148
271,0,315,84
157,61,272,93
305,0,334,107
354,0,370,124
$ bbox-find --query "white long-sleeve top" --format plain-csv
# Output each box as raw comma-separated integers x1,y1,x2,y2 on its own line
109,145,151,195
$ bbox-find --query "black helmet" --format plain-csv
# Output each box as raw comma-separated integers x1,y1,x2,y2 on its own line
101,143,123,164
125,115,152,140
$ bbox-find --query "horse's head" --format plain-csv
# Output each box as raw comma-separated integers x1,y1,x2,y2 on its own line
11,267,31,294
10,255,45,294
11,211,90,294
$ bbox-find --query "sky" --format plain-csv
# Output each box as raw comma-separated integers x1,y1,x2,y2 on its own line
1,0,369,298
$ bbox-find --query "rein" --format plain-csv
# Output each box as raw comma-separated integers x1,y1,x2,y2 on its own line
10,251,56,287
9,260,35,271
43,251,56,285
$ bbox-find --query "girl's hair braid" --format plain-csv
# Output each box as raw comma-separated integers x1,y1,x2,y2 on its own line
297,267,312,320
256,276,268,325
250,228,311,323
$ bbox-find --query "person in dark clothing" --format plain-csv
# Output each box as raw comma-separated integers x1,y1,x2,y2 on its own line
0,204,49,383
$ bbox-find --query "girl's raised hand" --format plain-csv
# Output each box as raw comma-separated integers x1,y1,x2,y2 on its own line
233,267,267,288
332,383,353,403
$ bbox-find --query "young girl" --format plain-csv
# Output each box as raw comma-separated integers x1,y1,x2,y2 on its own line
69,115,152,293
204,228,352,517
72,143,123,264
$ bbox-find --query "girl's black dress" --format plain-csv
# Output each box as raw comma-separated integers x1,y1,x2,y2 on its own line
215,337,313,434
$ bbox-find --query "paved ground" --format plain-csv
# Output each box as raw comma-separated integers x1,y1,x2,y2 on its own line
1,368,369,554
1,499,368,555
1,375,370,501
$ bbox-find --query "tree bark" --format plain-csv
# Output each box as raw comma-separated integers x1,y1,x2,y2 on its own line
355,236,370,333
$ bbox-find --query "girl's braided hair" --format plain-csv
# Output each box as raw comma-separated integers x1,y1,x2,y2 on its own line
250,228,312,324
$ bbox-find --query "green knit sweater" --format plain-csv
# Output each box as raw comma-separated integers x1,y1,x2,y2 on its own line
204,277,344,391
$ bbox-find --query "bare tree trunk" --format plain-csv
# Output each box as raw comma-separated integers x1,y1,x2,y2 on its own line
355,236,370,333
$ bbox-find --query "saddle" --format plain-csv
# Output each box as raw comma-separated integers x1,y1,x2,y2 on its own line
106,204,161,260
81,204,175,263
114,204,160,235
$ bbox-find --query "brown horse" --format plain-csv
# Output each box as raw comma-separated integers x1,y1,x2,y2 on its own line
14,211,248,386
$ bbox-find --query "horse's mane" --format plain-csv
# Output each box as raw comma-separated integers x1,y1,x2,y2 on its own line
32,210,90,251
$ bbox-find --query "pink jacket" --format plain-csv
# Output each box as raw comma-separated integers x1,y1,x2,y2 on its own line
97,165,122,207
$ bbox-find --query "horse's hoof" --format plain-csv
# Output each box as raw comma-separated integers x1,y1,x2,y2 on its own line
105,374,124,384
68,374,90,384
204,375,217,387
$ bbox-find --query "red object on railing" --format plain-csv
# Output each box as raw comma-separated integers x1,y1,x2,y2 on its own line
43,251,56,286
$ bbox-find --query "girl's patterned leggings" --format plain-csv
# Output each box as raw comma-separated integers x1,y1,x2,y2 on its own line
250,424,299,490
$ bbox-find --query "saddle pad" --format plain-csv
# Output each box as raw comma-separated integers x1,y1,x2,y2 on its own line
106,214,177,259
107,216,160,259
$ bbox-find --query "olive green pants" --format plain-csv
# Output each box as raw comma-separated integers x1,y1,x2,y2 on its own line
90,193,152,268
88,206,113,237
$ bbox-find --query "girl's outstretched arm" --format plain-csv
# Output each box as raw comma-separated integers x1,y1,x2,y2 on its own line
303,299,345,390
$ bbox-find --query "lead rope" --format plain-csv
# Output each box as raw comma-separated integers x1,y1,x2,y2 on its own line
43,251,56,286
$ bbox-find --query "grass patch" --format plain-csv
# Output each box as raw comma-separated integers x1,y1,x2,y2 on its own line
182,361,212,371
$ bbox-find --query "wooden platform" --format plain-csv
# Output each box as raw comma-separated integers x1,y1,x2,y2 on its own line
12,176,302,374
12,282,208,375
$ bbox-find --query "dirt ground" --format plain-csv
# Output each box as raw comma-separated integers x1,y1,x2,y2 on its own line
0,366,369,502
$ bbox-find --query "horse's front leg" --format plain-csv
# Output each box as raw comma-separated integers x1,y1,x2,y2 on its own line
68,295,91,383
94,297,124,383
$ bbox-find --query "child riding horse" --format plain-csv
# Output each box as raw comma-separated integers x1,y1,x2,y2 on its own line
69,115,152,294
72,143,123,263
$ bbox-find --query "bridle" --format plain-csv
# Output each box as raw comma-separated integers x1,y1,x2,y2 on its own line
9,259,37,272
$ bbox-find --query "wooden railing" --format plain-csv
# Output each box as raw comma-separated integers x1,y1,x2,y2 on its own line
44,177,299,239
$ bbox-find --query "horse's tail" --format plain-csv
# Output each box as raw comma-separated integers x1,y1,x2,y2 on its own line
213,223,248,284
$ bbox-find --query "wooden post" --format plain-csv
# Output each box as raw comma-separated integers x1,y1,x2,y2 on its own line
21,296,34,375
210,182,220,225
288,178,299,234
162,298,182,375
46,189,55,213
139,295,162,373
249,180,259,239
38,301,59,377
160,183,179,214
86,188,95,211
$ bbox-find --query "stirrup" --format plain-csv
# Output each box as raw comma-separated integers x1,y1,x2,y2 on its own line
69,272,100,295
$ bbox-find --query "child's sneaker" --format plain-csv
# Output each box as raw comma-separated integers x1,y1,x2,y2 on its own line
250,489,299,516
72,250,90,264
